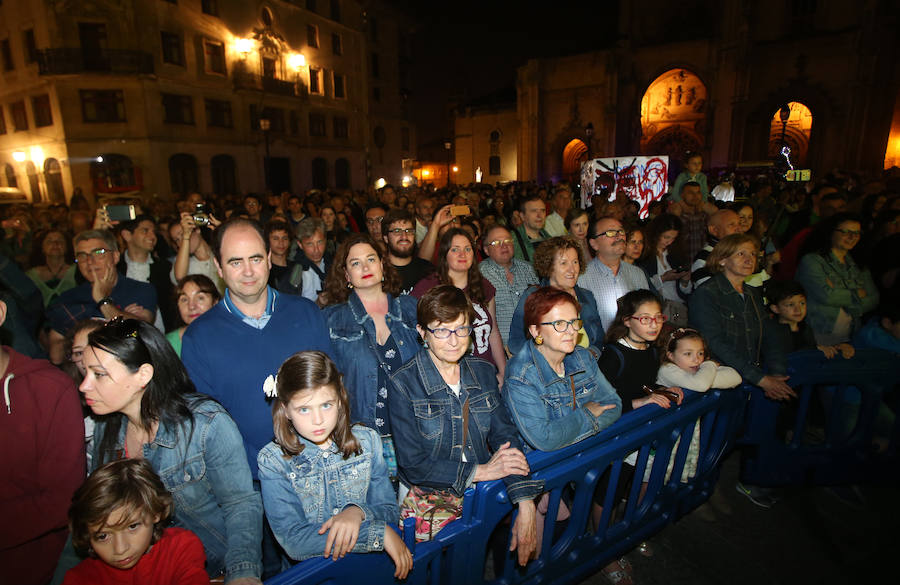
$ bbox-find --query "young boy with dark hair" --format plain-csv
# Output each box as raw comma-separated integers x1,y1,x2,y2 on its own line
765,280,854,359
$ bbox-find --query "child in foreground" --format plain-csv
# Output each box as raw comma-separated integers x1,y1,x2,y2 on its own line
64,459,207,585
257,351,413,579
765,280,855,359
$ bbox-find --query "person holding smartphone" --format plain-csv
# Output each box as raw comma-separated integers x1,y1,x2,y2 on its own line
638,214,692,327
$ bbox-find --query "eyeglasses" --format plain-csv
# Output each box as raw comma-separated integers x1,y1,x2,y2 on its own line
540,318,584,333
387,227,415,235
627,313,667,326
102,316,140,338
487,238,514,247
74,248,111,263
834,228,861,237
366,216,385,225
426,325,473,339
593,229,626,239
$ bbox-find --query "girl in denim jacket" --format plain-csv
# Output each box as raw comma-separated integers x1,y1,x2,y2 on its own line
257,351,413,579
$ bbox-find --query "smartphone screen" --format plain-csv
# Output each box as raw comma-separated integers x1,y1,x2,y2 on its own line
105,204,136,221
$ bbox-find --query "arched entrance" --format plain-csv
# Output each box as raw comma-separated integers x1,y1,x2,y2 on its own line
640,69,707,160
25,161,41,202
767,102,812,167
210,154,238,195
44,158,65,203
169,153,199,196
91,154,138,192
4,164,17,189
334,158,350,189
562,139,588,186
311,157,328,190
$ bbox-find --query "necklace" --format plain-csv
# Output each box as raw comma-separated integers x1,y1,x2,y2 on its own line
623,335,650,349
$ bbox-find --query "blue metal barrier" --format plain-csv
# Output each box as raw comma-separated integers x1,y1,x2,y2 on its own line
266,388,747,585
738,348,900,487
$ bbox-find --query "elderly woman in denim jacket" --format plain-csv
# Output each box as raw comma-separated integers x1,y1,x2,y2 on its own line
508,236,604,356
689,234,793,401
73,318,262,584
320,233,420,478
504,287,621,451
389,285,544,565
796,213,879,345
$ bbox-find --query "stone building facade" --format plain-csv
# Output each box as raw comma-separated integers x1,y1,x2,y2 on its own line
0,0,415,204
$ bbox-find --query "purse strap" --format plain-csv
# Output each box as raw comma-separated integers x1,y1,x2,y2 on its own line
461,397,470,449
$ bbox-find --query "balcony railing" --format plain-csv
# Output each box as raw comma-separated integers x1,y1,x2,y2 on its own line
37,48,154,75
233,71,299,97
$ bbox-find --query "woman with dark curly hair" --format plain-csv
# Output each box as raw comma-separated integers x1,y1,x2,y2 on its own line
320,233,420,480
411,228,506,380
507,236,604,355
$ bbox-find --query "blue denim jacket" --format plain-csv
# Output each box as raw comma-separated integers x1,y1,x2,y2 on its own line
324,292,421,427
91,398,263,581
257,425,398,561
388,349,543,503
503,343,622,452
689,272,786,385
507,282,604,356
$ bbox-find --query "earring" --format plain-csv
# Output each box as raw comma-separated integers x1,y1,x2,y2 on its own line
534,335,543,345
347,282,353,289
381,276,385,282
423,339,429,349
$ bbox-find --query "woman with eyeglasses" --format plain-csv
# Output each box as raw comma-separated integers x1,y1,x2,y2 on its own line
319,233,420,482
411,228,507,381
389,285,542,561
508,236,604,356
74,317,264,584
796,213,879,345
689,234,793,401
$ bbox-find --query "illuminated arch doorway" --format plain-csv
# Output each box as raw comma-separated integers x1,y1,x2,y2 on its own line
767,102,812,167
640,69,707,159
562,139,588,185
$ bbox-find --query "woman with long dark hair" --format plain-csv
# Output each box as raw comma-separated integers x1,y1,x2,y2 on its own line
79,318,263,583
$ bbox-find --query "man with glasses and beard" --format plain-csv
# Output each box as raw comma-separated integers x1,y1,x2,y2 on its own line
382,209,434,294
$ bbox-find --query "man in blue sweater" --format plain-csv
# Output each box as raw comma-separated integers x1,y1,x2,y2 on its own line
181,219,334,477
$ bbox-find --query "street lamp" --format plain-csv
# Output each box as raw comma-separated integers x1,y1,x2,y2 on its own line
443,141,452,187
779,104,791,147
259,117,271,191
585,122,594,161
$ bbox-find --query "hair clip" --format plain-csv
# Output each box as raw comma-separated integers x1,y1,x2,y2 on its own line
263,374,278,399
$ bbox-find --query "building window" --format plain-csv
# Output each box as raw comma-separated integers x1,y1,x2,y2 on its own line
307,25,318,49
162,93,194,125
261,107,285,133
311,157,327,189
203,39,226,75
489,156,501,176
490,130,501,175
262,57,276,79
330,0,341,22
32,94,53,127
205,98,232,128
10,101,28,131
261,7,273,27
0,107,6,135
331,33,342,56
333,116,348,139
306,0,316,13
201,0,218,16
80,90,126,123
169,153,199,195
161,31,184,65
4,164,17,189
401,127,410,151
1,39,12,71
23,29,37,64
289,110,299,135
211,154,237,195
372,86,381,102
335,157,350,189
369,16,378,42
309,67,321,94
333,73,345,98
371,52,379,78
309,113,326,137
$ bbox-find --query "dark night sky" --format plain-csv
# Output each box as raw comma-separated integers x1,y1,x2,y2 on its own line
387,0,620,147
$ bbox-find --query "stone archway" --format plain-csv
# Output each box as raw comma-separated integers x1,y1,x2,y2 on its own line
640,69,707,157
562,139,588,186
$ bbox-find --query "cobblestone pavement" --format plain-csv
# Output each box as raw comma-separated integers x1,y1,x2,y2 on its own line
579,454,899,585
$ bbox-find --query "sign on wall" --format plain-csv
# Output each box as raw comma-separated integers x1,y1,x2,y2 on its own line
580,155,669,218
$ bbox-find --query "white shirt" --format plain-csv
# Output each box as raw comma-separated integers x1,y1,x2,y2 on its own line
543,211,567,237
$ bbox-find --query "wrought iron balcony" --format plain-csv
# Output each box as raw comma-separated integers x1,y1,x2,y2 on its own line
233,70,299,97
37,48,154,75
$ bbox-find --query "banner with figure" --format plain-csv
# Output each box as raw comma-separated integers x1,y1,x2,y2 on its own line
580,155,669,219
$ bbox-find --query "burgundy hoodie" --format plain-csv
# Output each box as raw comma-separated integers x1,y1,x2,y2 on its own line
0,347,85,585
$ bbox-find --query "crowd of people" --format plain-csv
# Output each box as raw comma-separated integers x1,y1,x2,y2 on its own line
2,155,899,585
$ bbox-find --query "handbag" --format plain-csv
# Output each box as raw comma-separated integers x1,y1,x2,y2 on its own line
399,398,469,542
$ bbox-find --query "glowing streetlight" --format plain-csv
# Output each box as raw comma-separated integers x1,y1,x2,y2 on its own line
375,177,386,189
12,151,26,162
452,166,459,173
235,38,254,58
288,53,306,71
30,146,45,166
422,169,430,177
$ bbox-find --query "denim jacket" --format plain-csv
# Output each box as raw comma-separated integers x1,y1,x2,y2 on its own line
388,349,543,503
689,272,786,385
257,425,397,561
324,292,421,427
507,282,604,356
503,343,622,452
91,398,263,581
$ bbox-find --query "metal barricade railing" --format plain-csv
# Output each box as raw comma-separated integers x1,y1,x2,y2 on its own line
738,348,900,487
266,388,747,585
